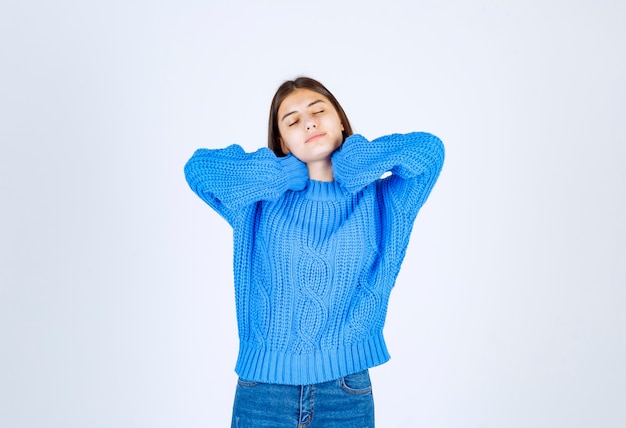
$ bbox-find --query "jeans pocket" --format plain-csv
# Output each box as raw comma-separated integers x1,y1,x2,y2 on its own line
237,378,261,388
340,370,372,395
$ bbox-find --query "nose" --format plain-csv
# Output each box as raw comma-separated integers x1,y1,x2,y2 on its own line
305,117,317,130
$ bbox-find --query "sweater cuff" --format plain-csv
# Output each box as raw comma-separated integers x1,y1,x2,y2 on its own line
279,154,308,191
332,134,372,193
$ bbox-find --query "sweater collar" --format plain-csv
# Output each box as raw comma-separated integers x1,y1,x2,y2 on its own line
301,180,347,201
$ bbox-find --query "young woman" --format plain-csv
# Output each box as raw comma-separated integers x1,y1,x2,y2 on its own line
184,77,445,427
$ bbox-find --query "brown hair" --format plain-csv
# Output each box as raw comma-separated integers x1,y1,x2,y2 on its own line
268,77,353,157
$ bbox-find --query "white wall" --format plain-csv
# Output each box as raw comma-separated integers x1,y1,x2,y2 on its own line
1,1,624,427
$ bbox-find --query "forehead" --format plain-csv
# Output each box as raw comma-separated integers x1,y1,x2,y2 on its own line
278,88,332,114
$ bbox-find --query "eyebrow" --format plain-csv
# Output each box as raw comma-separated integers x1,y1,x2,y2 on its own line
281,99,326,122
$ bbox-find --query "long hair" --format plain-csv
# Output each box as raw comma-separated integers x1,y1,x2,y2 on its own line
268,77,353,157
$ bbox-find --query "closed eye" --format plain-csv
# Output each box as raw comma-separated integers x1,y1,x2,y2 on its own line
313,110,324,114
288,120,299,127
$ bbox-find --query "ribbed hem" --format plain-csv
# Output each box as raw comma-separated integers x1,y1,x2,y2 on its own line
234,331,390,385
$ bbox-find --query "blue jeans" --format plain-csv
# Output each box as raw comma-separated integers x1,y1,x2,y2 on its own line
231,369,375,427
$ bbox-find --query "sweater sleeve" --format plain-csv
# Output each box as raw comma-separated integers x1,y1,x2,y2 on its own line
184,144,309,223
332,132,445,213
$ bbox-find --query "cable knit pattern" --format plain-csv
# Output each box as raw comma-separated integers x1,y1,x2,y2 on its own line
184,132,444,385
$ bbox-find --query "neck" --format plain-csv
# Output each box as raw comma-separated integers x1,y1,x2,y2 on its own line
306,160,335,182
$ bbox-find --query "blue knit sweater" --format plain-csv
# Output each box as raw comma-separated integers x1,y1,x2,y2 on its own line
184,132,444,385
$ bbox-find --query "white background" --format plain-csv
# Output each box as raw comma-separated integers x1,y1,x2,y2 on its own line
1,1,624,427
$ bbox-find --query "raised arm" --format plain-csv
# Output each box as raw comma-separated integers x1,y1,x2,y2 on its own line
184,144,309,223
332,132,445,212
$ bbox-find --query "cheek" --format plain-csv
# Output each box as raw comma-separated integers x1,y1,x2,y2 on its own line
325,114,342,129
279,129,297,151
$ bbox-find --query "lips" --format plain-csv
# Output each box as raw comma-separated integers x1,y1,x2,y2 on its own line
305,132,326,143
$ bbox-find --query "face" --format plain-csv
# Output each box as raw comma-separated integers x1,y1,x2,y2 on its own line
277,88,345,165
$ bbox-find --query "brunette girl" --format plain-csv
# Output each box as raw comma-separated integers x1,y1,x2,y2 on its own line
185,77,444,427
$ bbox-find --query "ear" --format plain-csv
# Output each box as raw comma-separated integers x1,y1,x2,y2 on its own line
341,123,345,131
